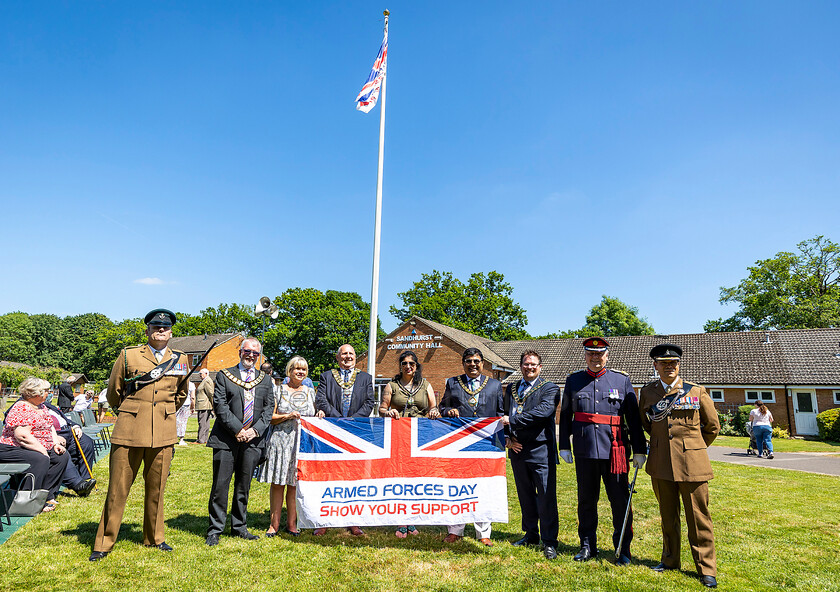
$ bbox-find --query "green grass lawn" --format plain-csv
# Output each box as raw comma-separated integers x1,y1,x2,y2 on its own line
2,419,839,592
712,435,840,453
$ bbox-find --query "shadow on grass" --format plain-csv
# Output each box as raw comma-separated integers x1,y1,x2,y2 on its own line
61,521,145,546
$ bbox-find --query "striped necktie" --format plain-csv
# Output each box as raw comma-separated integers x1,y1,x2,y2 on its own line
243,369,254,428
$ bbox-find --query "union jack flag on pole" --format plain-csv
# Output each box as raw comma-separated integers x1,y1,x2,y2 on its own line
296,417,509,527
354,24,388,113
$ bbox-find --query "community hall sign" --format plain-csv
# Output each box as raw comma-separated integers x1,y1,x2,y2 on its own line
386,330,443,350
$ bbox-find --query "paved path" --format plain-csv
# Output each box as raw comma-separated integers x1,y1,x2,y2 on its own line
708,446,840,477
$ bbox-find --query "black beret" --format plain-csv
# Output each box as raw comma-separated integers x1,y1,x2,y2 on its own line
650,343,682,360
144,308,177,326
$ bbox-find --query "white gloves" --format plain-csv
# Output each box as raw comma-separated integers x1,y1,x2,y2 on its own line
633,454,647,469
560,450,573,464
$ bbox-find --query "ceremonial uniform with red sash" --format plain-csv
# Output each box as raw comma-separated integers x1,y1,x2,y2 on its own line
559,367,646,557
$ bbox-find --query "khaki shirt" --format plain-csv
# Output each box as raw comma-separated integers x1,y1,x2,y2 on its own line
107,344,190,447
639,378,720,482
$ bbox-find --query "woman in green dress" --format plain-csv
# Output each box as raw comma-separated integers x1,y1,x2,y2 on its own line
379,350,441,538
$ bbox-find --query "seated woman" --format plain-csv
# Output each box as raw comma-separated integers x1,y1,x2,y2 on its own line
379,350,441,538
257,355,316,537
0,377,70,511
73,390,94,412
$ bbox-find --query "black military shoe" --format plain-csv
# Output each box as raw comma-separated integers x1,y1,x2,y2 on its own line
89,551,108,561
146,542,173,551
543,545,558,560
573,547,595,561
615,553,632,566
235,531,259,541
75,479,96,497
651,562,677,572
205,534,220,546
700,575,718,588
512,535,540,547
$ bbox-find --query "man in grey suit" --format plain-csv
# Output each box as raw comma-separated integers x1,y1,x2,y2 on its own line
313,343,374,536
205,338,274,546
439,347,504,546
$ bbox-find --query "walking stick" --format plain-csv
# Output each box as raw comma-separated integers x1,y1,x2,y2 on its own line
615,443,649,559
69,425,95,481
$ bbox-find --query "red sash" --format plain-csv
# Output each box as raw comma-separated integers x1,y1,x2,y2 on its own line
573,412,627,474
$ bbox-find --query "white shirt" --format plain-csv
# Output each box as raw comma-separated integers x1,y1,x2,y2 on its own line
750,408,774,427
98,388,108,403
73,394,92,412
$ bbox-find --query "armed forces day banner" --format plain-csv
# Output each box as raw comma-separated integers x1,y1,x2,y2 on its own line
296,417,508,528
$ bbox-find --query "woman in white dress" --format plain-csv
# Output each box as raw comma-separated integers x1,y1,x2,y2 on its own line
258,355,315,536
176,381,195,445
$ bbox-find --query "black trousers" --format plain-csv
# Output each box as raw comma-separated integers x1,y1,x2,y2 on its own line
207,444,262,536
511,458,558,547
575,457,632,554
0,444,69,501
61,429,96,489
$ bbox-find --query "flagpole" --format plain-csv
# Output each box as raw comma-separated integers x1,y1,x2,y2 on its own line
367,9,389,381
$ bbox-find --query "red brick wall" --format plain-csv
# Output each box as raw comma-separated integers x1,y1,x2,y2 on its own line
356,319,492,396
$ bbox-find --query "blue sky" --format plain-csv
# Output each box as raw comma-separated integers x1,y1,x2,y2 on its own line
2,1,838,337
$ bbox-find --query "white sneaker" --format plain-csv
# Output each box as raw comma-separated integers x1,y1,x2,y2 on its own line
178,439,187,446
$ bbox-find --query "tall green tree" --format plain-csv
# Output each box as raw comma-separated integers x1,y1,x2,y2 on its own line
88,318,147,382
538,296,654,338
29,313,71,368
174,304,257,337
390,271,530,341
705,235,840,331
63,313,113,377
582,295,655,336
263,288,384,377
0,312,35,363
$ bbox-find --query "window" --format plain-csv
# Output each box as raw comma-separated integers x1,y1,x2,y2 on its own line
192,354,201,367
709,389,724,402
745,390,776,403
834,390,840,405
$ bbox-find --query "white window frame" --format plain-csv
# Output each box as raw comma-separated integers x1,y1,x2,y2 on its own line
834,390,840,405
709,389,725,402
192,354,201,367
745,390,776,404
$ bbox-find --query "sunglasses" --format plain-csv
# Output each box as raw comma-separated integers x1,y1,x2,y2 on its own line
241,349,261,357
400,361,417,367
464,359,482,365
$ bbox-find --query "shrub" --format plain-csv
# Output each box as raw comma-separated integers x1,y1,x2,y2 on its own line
772,426,790,439
718,411,741,436
733,405,754,436
815,408,840,442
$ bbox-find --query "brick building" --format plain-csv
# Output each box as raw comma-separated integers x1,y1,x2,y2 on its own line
357,316,840,437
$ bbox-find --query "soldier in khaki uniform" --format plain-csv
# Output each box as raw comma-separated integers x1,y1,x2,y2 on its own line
90,309,190,561
639,343,720,589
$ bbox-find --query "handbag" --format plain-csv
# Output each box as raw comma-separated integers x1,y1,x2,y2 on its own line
9,472,49,516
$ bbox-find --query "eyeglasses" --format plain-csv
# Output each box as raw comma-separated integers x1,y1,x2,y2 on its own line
464,359,482,365
400,361,416,367
241,349,261,357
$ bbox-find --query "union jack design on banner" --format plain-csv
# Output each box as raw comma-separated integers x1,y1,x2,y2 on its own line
296,417,508,527
354,27,388,113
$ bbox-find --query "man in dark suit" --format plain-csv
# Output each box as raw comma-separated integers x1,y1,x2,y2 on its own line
205,337,274,546
313,343,374,536
439,347,504,546
502,349,561,560
559,337,647,565
58,378,74,412
43,399,97,496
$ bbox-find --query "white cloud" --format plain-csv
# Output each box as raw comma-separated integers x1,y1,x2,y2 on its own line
133,277,165,285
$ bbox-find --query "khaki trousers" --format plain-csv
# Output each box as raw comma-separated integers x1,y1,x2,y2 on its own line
93,444,173,551
651,478,717,576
